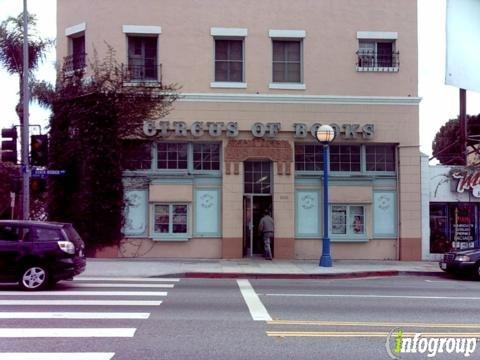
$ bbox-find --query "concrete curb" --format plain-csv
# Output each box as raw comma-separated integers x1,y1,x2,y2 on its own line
148,270,446,280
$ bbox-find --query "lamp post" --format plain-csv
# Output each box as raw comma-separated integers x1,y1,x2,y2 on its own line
316,125,336,267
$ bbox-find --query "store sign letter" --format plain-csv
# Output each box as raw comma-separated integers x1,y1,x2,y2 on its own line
452,170,480,197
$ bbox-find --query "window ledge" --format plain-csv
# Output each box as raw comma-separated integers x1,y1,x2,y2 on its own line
151,236,190,242
269,83,306,90
123,81,162,87
210,82,247,89
356,67,399,73
331,237,369,242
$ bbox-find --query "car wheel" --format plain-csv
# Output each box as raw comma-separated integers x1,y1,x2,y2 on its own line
19,265,49,291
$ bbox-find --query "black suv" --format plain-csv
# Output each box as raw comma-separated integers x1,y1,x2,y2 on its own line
440,248,480,279
0,220,86,290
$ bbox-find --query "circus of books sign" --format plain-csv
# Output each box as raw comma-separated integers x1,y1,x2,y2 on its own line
451,169,480,198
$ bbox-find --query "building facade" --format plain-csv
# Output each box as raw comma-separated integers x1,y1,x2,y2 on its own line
422,157,480,260
57,0,421,260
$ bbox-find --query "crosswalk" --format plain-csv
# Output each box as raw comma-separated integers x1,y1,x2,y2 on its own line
0,276,180,360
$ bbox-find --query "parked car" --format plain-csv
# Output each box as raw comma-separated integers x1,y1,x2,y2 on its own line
0,220,86,290
439,249,480,279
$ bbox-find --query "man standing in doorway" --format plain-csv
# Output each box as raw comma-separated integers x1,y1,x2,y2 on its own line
259,209,274,260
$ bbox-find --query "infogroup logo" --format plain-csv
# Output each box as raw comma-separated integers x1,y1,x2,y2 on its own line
385,328,477,359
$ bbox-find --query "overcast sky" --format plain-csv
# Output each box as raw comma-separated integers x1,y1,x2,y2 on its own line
1,0,479,158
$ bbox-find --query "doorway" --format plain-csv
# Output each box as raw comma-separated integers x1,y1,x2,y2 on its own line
243,160,273,257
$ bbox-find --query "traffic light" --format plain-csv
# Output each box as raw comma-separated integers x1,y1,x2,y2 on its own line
30,177,46,194
1,127,18,164
31,134,48,166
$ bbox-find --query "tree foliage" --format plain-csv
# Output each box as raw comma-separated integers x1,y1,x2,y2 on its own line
0,13,51,121
432,114,480,165
38,48,179,251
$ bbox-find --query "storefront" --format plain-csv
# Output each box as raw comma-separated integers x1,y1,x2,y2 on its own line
422,159,480,260
116,115,415,261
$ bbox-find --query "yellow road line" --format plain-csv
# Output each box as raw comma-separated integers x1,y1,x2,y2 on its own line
267,320,480,329
267,331,480,338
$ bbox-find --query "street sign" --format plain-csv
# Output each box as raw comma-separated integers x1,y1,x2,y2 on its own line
31,169,66,177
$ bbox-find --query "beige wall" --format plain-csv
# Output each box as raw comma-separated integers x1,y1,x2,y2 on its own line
296,239,396,260
58,0,417,97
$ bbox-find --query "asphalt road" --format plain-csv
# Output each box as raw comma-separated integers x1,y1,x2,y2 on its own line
0,275,479,360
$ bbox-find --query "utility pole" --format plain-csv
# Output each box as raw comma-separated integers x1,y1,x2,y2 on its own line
459,88,467,165
22,0,30,220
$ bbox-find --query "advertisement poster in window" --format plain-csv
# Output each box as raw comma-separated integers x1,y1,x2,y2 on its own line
450,204,476,250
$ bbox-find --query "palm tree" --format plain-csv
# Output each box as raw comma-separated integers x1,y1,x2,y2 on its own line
0,12,51,123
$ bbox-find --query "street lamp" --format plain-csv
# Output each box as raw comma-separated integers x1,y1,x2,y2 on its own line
316,124,336,267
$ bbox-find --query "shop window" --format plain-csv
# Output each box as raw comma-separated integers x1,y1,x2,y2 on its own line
154,204,188,235
295,144,323,171
272,40,302,83
193,143,220,171
157,143,188,170
366,145,396,172
121,141,152,170
330,145,361,172
215,39,244,82
429,203,479,253
331,205,365,236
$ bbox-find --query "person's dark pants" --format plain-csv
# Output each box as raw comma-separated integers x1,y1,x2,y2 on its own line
263,232,273,259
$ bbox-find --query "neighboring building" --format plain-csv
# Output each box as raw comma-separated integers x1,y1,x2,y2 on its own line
422,156,480,260
57,0,421,260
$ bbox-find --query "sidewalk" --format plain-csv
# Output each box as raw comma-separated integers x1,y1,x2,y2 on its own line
79,258,444,279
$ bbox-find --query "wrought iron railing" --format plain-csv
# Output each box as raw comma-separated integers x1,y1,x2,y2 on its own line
63,52,87,72
356,50,400,69
123,62,162,83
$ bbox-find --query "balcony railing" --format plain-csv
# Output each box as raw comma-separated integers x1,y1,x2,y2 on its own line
63,52,87,73
123,62,162,83
356,50,400,71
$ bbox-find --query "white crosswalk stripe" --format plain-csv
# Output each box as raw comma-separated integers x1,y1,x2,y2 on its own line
0,353,115,360
0,290,168,296
0,312,150,319
77,277,180,282
0,278,179,359
71,283,174,288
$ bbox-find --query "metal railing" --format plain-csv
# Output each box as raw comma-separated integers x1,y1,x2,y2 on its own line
123,62,162,83
356,50,400,69
63,52,87,72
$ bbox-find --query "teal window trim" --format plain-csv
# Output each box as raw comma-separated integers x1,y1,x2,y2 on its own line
295,189,322,238
193,187,222,237
151,202,191,241
123,189,148,238
329,204,368,242
373,190,397,238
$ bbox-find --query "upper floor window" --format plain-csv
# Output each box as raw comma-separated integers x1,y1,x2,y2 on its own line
272,40,302,83
356,32,399,72
366,145,396,172
215,39,243,82
64,35,86,72
127,36,159,81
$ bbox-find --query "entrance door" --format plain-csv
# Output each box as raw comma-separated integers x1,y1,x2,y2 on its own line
243,196,253,257
243,160,273,257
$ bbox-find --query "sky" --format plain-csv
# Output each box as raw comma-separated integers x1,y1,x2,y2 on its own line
1,0,480,159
